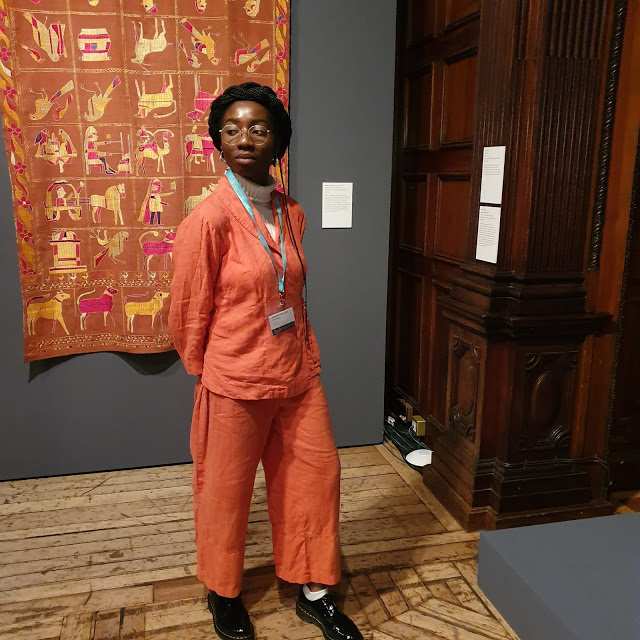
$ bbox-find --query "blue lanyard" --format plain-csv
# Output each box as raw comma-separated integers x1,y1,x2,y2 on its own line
226,168,287,297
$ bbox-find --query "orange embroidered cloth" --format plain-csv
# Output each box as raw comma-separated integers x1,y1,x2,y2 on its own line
0,0,289,361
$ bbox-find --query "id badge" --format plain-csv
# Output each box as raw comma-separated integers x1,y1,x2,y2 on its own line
267,300,296,336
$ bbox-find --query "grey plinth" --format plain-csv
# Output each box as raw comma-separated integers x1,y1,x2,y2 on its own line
478,513,640,640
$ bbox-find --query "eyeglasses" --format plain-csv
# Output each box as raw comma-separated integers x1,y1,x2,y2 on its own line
219,124,271,146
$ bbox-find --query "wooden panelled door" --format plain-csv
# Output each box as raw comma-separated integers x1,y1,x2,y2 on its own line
387,0,480,427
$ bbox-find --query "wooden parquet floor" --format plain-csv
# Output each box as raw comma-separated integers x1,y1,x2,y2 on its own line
0,444,520,640
613,490,640,514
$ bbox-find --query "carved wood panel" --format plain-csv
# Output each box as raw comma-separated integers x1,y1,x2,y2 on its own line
406,69,433,149
435,175,471,260
400,0,624,528
590,0,629,270
445,0,480,30
400,176,428,252
517,351,578,457
387,0,480,423
609,129,640,489
442,53,477,146
406,0,435,45
394,270,424,406
526,0,610,272
428,279,452,426
447,334,482,443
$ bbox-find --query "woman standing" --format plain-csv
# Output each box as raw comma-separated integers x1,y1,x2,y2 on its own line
169,83,362,640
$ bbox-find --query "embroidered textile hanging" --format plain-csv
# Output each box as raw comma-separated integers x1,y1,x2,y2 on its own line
0,0,289,361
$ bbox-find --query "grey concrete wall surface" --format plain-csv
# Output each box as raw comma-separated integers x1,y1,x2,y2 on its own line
0,1,396,480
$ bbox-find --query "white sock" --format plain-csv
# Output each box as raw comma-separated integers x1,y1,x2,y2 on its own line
303,584,329,601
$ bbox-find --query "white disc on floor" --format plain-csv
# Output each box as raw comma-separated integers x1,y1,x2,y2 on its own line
405,448,432,466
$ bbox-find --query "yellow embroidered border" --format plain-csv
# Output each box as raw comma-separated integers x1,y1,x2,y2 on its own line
0,1,36,279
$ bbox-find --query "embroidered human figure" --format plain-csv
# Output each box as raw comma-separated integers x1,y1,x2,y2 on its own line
35,128,77,173
55,186,66,207
184,124,215,173
84,127,117,175
138,179,175,225
135,127,173,175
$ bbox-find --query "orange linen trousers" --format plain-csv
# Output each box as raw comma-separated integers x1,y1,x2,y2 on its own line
191,376,342,598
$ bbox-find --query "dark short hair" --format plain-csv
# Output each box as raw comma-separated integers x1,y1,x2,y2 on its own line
208,82,292,160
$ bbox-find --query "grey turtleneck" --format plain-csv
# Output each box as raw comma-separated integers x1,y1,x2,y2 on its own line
234,172,278,240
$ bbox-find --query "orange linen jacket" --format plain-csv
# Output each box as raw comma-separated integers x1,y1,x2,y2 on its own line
169,175,321,400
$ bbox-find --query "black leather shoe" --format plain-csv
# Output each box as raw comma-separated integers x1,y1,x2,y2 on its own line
296,588,363,640
207,591,255,640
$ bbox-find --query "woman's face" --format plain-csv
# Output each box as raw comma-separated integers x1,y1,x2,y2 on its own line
220,101,276,185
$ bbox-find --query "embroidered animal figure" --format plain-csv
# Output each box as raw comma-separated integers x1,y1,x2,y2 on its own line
125,291,170,332
91,229,129,266
244,0,260,17
26,291,70,335
135,128,173,175
30,80,74,121
185,183,217,215
179,39,201,68
135,74,176,118
22,45,44,64
142,0,158,13
131,18,170,66
82,76,121,122
187,75,223,120
185,125,215,172
139,230,175,270
53,95,72,120
23,13,66,62
180,19,220,66
89,183,126,225
231,36,271,72
77,287,118,330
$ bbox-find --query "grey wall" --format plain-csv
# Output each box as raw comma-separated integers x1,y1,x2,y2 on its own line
289,1,395,447
0,0,395,481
